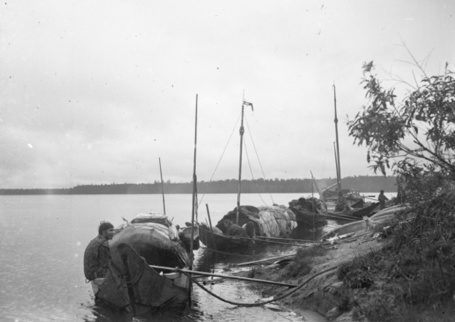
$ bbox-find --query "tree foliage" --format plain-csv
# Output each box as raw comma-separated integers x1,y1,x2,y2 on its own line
348,61,455,181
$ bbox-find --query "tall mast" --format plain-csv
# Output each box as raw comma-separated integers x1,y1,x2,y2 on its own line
236,99,253,224
190,94,198,270
333,142,340,187
235,102,245,225
333,84,342,191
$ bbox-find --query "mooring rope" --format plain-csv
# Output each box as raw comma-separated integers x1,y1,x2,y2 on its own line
188,265,339,307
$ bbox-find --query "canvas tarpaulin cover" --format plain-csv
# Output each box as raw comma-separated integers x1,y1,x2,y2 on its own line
216,205,296,237
255,205,297,237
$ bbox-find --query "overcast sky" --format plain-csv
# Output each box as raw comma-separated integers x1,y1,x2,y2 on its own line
1,1,454,189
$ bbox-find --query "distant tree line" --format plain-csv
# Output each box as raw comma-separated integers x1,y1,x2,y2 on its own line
0,175,397,195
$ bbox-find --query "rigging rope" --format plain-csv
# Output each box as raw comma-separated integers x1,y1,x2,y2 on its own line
245,117,275,204
198,113,241,207
244,140,269,206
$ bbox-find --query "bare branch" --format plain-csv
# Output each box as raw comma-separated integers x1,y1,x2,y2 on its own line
399,35,429,79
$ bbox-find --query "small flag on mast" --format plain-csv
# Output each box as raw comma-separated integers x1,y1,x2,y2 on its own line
243,100,254,111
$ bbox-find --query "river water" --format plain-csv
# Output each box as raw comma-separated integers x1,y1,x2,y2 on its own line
0,192,373,322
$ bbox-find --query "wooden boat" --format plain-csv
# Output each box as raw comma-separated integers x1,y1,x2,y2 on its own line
287,196,328,226
321,183,363,206
198,100,297,252
327,201,380,220
351,202,380,217
95,99,202,313
318,85,371,215
321,204,410,240
96,213,193,314
199,204,297,252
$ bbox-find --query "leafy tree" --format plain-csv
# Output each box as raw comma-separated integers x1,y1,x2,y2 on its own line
348,61,455,186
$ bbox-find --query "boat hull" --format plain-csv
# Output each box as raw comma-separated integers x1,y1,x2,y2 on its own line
97,243,189,314
199,205,297,252
321,204,410,240
328,202,380,219
96,216,191,313
198,225,255,252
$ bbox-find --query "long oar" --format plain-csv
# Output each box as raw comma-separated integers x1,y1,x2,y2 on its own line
235,254,296,267
319,212,359,221
254,236,318,243
254,236,317,246
149,264,297,288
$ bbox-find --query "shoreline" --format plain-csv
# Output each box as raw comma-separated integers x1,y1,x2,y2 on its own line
245,194,455,322
246,227,391,321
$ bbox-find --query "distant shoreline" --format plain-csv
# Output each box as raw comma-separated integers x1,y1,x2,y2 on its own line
0,176,397,195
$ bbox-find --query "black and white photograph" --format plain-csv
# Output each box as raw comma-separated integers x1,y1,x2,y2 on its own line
1,1,454,321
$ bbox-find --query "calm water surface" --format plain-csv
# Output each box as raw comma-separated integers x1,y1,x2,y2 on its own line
0,192,358,322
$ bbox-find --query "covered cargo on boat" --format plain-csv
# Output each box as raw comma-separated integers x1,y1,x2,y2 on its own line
95,213,191,313
215,205,297,238
255,205,297,237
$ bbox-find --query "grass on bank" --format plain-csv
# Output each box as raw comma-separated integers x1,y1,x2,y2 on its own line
283,244,327,278
336,191,455,322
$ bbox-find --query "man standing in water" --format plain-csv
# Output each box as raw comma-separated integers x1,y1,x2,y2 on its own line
378,190,389,210
83,221,115,298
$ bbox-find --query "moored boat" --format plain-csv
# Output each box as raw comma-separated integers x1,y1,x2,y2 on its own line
96,213,195,314
317,85,375,216
197,100,299,252
320,183,364,211
321,204,410,240
288,196,328,226
327,201,380,219
198,204,297,252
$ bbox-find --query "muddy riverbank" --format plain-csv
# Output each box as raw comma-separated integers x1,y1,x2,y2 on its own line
245,198,455,322
244,229,390,321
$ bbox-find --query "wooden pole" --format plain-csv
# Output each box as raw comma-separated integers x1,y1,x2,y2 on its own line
236,100,254,225
333,142,340,191
310,171,327,210
189,94,198,306
333,84,342,192
318,212,359,221
159,157,166,215
254,235,318,243
235,254,296,267
149,265,298,288
205,203,217,251
190,94,198,269
236,102,245,225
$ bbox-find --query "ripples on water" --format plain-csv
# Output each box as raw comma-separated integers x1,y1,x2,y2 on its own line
0,193,337,322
